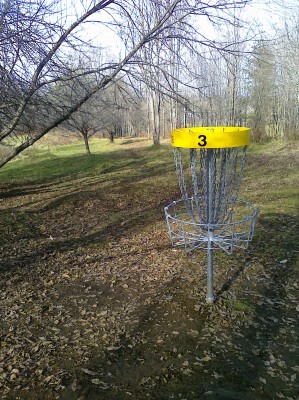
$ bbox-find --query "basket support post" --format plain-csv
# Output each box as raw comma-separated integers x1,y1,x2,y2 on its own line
206,239,214,303
206,149,215,303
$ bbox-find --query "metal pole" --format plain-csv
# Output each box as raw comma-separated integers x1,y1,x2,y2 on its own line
206,149,215,303
207,238,214,303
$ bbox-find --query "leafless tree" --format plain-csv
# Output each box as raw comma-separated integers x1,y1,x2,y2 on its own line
120,0,258,143
0,0,254,168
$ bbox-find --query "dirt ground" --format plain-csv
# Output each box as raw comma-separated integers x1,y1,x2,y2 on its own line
0,143,298,400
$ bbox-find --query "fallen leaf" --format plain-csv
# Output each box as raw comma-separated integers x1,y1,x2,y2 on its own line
107,346,121,351
188,329,199,337
81,368,97,376
200,355,212,362
91,379,109,389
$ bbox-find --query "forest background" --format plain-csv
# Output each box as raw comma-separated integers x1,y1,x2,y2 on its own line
1,0,299,162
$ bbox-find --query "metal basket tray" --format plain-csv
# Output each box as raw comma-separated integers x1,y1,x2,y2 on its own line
165,197,258,254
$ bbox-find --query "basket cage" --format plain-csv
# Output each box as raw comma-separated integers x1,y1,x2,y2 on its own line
165,145,258,254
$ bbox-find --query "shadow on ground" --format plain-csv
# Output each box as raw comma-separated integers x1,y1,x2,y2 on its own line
0,142,298,400
70,212,298,400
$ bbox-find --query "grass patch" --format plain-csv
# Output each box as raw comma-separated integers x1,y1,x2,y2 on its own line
0,137,297,216
0,138,169,184
242,141,299,215
229,298,254,315
0,153,101,183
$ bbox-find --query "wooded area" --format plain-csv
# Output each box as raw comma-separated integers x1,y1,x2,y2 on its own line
0,1,298,398
1,0,299,164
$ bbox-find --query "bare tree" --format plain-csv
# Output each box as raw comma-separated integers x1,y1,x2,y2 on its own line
0,0,254,167
60,71,139,149
248,42,276,141
271,15,299,139
65,102,99,155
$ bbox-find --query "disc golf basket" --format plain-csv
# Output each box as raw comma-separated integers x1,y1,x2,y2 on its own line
164,127,258,303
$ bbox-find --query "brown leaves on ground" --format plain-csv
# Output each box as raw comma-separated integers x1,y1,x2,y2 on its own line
0,144,298,400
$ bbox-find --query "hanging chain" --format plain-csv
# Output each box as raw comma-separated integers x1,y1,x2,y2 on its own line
190,148,201,222
174,146,248,226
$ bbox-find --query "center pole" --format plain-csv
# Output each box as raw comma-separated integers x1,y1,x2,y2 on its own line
207,239,214,303
206,149,215,303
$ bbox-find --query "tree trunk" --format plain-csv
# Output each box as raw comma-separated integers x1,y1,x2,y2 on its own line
108,130,114,143
82,133,91,154
151,93,161,145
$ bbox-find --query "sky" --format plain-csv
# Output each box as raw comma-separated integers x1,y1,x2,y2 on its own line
61,0,294,54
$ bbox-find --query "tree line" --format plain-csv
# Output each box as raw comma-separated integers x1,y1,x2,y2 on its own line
0,0,298,161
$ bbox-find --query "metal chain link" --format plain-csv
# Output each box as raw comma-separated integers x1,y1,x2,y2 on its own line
175,146,247,226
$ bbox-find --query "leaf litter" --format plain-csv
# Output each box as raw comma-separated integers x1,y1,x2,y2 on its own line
0,144,298,399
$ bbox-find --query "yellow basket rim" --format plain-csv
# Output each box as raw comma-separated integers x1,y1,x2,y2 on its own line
171,126,250,149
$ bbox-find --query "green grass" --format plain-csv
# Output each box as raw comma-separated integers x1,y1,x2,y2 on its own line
0,137,298,217
0,139,144,182
229,299,254,316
